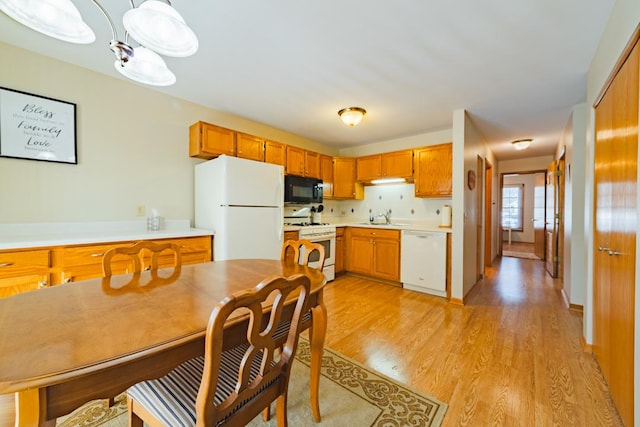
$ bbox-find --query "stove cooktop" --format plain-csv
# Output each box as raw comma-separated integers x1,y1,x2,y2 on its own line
286,222,331,227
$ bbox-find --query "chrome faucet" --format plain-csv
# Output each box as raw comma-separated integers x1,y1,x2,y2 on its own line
382,209,391,224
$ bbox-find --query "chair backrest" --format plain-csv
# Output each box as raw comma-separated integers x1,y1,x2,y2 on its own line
102,240,182,277
196,274,311,426
281,239,325,270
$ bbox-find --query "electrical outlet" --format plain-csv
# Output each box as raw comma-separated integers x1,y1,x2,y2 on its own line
136,205,145,217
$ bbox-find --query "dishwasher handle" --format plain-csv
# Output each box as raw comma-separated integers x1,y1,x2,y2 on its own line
402,230,438,238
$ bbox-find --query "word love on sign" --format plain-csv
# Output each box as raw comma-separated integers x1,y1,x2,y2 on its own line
0,87,77,164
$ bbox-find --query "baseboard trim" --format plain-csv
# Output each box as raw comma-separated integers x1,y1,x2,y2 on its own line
580,336,593,353
560,288,570,309
450,297,464,306
569,303,584,313
560,289,584,314
344,272,402,288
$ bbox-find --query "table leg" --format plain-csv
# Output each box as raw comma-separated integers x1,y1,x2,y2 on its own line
15,388,52,427
309,292,327,423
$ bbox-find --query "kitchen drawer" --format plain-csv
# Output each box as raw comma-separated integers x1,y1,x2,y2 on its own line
56,243,135,267
150,236,212,265
0,250,51,297
336,227,345,237
0,250,50,277
349,227,400,240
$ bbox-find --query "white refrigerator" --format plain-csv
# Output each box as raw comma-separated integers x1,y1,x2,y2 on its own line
195,155,284,261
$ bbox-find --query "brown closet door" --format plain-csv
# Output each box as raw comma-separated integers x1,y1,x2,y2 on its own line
593,39,638,427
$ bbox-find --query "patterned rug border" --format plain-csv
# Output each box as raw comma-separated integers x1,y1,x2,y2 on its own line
295,337,448,426
58,337,448,426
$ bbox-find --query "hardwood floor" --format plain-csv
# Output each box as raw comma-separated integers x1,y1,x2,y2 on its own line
323,257,622,426
502,241,537,254
0,256,623,426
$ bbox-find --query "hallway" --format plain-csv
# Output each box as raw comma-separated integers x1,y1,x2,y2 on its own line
322,256,623,426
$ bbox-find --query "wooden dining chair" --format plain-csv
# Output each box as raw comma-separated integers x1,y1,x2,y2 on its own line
126,273,311,427
102,240,182,277
281,239,325,270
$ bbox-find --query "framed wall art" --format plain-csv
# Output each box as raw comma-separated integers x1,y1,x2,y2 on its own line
0,87,77,164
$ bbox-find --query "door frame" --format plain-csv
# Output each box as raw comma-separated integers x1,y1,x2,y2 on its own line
498,169,547,257
484,160,493,267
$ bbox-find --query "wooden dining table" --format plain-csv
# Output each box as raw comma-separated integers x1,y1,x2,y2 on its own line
0,259,327,427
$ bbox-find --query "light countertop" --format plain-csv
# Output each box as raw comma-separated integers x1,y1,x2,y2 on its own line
0,220,214,251
285,221,451,233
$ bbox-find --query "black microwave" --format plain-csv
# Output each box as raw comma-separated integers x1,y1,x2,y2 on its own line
284,175,323,204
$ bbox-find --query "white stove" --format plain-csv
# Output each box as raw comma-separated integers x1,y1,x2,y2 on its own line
284,207,336,281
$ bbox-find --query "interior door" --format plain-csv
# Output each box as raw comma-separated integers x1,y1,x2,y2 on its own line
484,160,493,267
545,161,557,277
593,38,637,427
476,156,484,280
533,173,545,259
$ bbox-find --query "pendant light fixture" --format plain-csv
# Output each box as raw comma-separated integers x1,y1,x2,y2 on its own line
338,107,366,126
0,0,95,44
0,0,198,87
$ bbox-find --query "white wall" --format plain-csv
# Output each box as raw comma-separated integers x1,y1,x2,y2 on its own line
585,0,640,422
338,129,453,157
503,173,540,243
0,42,331,224
451,109,494,300
560,103,588,308
498,156,553,175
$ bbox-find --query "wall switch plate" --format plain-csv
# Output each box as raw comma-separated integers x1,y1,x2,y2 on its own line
136,205,145,217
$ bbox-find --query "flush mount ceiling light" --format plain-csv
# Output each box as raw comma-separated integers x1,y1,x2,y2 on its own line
511,138,532,150
338,107,366,126
0,0,198,86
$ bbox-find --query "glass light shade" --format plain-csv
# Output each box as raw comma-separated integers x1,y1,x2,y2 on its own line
512,139,532,150
123,0,198,57
338,107,366,126
114,46,176,86
0,0,95,43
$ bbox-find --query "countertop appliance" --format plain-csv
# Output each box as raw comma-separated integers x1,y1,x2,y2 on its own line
284,175,322,204
401,230,446,297
195,155,284,260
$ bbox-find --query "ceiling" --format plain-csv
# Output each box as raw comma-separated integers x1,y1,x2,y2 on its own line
0,1,615,160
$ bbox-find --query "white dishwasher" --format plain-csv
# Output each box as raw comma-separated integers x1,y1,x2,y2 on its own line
401,230,447,297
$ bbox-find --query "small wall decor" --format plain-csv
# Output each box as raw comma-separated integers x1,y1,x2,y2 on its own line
0,87,77,164
467,169,476,190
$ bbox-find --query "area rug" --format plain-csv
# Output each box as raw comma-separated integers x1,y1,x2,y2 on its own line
503,250,541,260
57,338,447,426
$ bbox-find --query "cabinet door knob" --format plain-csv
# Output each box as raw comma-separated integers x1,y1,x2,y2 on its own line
38,281,48,288
608,250,621,256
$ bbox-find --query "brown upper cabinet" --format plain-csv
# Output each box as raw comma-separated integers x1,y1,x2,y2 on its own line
265,140,286,167
333,157,364,199
236,132,265,162
356,150,413,182
189,121,236,159
414,143,453,197
286,146,321,178
320,155,334,198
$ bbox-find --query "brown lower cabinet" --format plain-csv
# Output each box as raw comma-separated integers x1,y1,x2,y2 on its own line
0,235,213,298
346,227,400,282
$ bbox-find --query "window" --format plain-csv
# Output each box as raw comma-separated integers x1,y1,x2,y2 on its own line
502,184,524,231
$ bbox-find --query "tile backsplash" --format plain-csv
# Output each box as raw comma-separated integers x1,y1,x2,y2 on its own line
320,183,451,225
